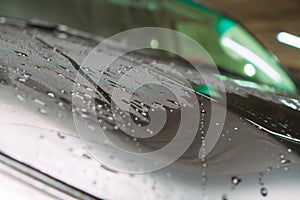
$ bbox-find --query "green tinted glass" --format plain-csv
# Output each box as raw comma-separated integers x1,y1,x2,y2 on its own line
0,0,297,93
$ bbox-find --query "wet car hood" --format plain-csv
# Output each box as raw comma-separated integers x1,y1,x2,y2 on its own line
1,18,300,199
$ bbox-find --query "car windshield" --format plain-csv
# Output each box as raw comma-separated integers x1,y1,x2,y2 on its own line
0,0,297,94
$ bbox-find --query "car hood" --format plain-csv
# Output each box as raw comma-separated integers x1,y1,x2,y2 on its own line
0,17,300,199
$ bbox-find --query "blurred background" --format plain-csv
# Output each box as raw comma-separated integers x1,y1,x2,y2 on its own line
202,0,300,80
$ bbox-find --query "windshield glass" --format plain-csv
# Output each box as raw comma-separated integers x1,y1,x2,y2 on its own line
0,0,297,94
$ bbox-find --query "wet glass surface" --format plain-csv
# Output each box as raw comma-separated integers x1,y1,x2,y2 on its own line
0,0,300,199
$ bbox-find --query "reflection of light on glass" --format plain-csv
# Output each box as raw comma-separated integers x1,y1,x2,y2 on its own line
231,79,277,92
150,39,159,48
277,32,300,49
243,63,256,77
195,84,221,98
221,38,282,82
233,79,259,89
279,98,299,111
246,119,300,143
0,167,57,200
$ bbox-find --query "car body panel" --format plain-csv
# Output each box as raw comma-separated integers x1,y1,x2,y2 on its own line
0,18,300,199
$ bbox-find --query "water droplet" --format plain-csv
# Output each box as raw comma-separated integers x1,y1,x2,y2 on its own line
80,113,88,119
114,125,119,130
146,128,154,135
14,50,28,57
107,116,113,121
38,108,48,115
18,77,26,82
82,154,91,159
260,187,268,197
280,158,291,165
22,73,31,78
57,132,65,139
258,172,264,185
231,176,242,186
34,98,45,106
280,153,285,159
151,185,156,190
58,102,65,109
267,167,272,172
88,125,96,131
16,94,24,101
47,92,55,98
44,56,52,61
141,112,147,116
222,194,228,200
201,175,207,182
